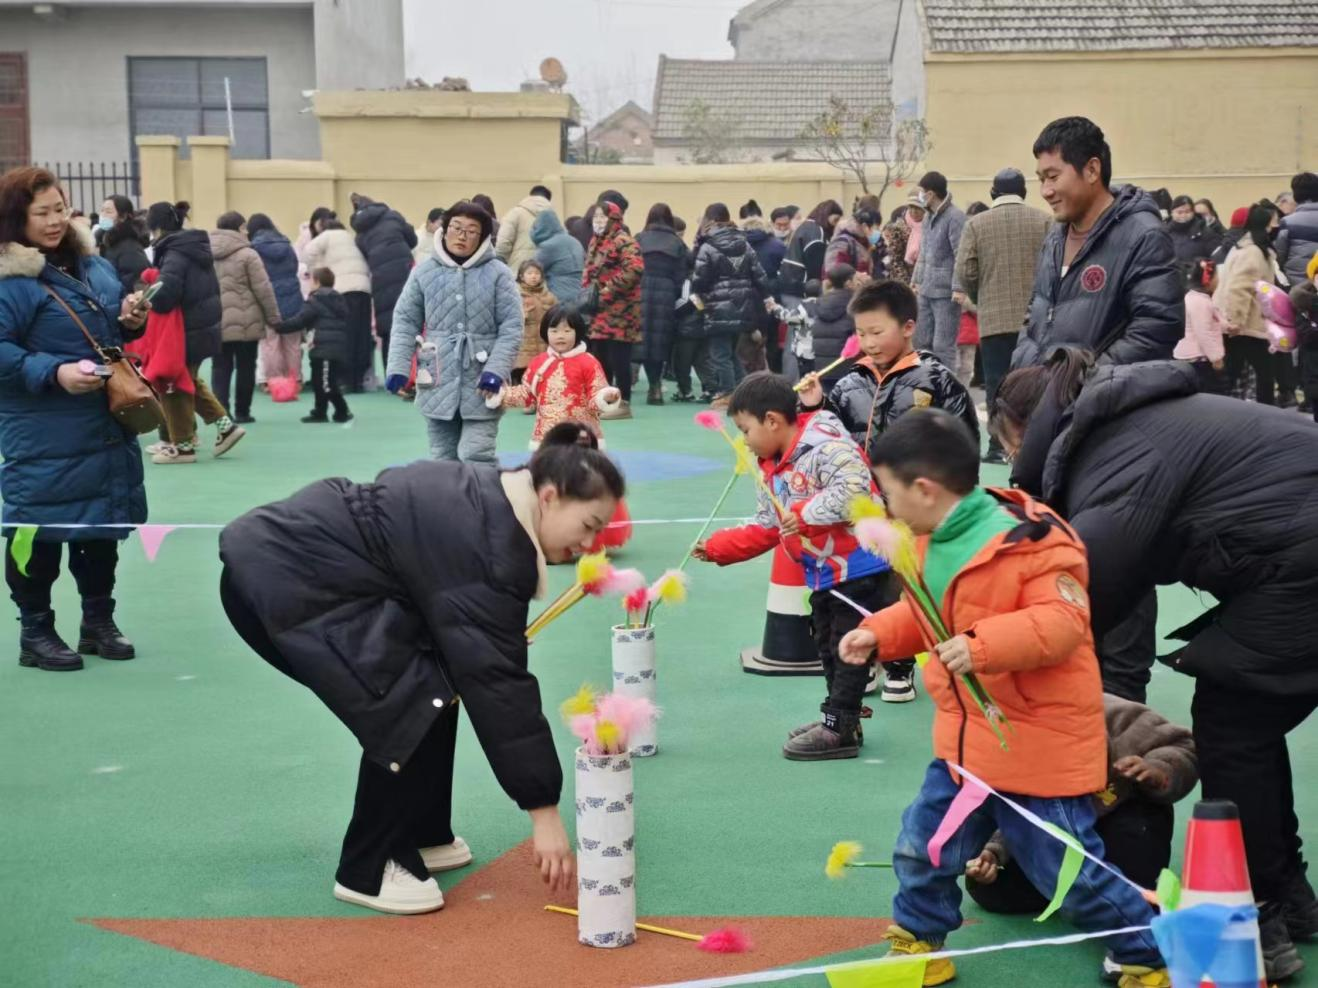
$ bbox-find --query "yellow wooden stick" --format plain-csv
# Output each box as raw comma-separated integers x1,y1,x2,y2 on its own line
543,905,703,942
526,585,586,640
792,356,847,392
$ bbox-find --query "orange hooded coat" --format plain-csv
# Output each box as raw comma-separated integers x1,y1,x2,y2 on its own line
861,489,1106,798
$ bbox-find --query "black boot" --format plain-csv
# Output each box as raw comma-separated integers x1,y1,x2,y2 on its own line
78,597,135,661
1260,900,1306,982
647,384,665,406
19,611,84,671
1284,867,1318,941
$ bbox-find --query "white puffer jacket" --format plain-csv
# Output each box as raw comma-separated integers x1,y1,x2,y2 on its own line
303,228,372,295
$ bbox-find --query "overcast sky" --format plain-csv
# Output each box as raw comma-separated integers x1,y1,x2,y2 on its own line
404,0,739,124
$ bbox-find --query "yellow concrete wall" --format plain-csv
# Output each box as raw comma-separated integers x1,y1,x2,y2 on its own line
924,48,1318,211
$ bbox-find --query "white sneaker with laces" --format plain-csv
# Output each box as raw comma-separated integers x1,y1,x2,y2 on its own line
882,667,917,703
333,859,445,915
151,444,197,465
420,836,473,873
145,441,167,455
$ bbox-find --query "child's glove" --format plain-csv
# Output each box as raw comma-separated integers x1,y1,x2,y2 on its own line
477,371,503,394
385,374,409,395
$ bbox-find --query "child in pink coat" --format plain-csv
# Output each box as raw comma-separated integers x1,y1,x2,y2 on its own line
1174,258,1225,394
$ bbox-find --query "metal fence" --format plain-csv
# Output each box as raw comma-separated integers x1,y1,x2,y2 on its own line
36,161,141,217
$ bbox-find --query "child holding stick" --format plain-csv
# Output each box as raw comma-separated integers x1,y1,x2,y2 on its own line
694,372,896,761
838,409,1166,988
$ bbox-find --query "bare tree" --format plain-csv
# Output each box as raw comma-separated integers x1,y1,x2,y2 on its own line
679,99,743,165
800,97,931,214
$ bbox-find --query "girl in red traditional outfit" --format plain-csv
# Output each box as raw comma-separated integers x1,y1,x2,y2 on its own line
495,304,621,449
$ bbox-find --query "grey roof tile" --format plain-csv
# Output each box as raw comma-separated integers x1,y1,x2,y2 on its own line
921,0,1318,52
652,58,892,142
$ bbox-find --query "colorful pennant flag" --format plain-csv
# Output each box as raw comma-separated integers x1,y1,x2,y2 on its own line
927,781,991,868
1156,868,1182,911
1035,821,1084,922
1151,903,1258,988
137,524,177,563
826,958,927,988
9,525,37,577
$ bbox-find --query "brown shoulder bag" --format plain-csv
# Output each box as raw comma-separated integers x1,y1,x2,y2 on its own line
42,284,166,435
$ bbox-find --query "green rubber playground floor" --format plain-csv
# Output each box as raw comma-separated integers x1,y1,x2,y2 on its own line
1,389,1314,987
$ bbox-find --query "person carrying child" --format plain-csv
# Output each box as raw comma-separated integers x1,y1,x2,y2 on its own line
1173,258,1226,394
800,279,978,703
838,409,1167,988
273,267,352,424
493,304,621,449
694,372,895,761
515,259,555,385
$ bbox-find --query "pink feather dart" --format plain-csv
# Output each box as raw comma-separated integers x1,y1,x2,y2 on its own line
568,713,597,745
600,567,648,597
841,334,861,360
623,586,650,616
694,410,724,431
595,692,658,740
855,517,900,558
697,926,753,953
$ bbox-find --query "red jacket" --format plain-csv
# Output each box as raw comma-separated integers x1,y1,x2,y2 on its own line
861,489,1106,797
703,411,886,590
500,343,618,448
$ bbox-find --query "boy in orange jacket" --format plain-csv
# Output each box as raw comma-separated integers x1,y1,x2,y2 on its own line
838,409,1166,988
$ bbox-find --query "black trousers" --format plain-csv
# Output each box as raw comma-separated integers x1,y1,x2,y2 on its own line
979,333,1017,454
671,338,708,396
643,358,665,392
311,357,350,418
965,798,1175,914
212,340,258,418
810,572,907,717
342,291,373,391
1192,677,1318,903
6,538,118,613
1098,589,1158,703
1274,350,1298,406
1300,344,1318,420
1225,336,1275,406
374,305,394,381
589,338,634,402
1188,359,1227,395
219,569,456,895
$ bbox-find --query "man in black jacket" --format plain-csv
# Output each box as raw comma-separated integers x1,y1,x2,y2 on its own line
1012,117,1183,370
350,193,417,386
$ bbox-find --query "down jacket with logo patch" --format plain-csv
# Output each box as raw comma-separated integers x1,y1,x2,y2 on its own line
702,410,887,591
1013,185,1183,368
387,238,522,423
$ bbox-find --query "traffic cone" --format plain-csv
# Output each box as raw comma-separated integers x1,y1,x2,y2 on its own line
1176,800,1266,988
740,544,821,675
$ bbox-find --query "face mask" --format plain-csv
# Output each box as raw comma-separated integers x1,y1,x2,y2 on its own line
98,215,115,232
592,218,608,236
868,229,882,246
773,227,790,241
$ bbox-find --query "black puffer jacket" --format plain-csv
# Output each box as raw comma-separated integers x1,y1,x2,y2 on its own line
219,462,562,804
1011,361,1318,695
275,287,350,364
780,219,827,297
812,287,855,387
1014,185,1183,368
810,351,979,461
100,218,151,294
1166,216,1222,283
351,199,417,316
691,226,770,338
636,225,689,364
150,229,222,364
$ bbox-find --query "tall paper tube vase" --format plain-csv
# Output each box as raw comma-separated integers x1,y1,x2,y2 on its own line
574,747,636,948
611,625,658,756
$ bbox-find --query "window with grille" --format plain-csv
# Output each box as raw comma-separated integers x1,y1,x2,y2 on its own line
128,57,270,160
0,53,29,174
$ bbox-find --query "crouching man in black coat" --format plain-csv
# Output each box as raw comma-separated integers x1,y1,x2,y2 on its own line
218,444,624,915
992,350,1318,982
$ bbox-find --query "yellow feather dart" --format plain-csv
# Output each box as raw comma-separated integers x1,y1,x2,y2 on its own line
559,684,598,719
826,841,864,879
594,720,622,754
847,493,888,524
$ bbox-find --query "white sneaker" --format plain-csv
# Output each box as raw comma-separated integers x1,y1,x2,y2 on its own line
864,664,880,695
882,667,917,703
419,836,473,873
151,444,197,465
144,441,168,455
333,859,445,915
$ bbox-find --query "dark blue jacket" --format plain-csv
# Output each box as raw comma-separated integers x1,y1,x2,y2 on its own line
1013,185,1183,368
745,226,786,298
0,240,147,540
351,200,417,316
250,229,304,320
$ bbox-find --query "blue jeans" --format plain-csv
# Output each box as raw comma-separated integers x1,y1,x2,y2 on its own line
893,760,1161,967
704,335,737,395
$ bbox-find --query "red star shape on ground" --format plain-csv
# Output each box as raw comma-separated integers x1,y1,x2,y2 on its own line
90,841,890,987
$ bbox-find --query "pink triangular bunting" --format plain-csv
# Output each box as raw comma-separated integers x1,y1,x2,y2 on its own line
138,524,178,562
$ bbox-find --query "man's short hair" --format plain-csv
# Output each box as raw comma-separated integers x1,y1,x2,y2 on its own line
530,185,553,201
1033,116,1112,188
918,171,948,199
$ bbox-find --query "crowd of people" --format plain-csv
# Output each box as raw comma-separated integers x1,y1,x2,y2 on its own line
2,111,1317,988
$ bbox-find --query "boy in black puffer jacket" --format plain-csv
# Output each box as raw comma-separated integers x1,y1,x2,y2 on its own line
813,265,857,392
799,279,979,703
276,267,352,424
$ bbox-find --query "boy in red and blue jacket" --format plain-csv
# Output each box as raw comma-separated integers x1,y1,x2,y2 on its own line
694,372,896,761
